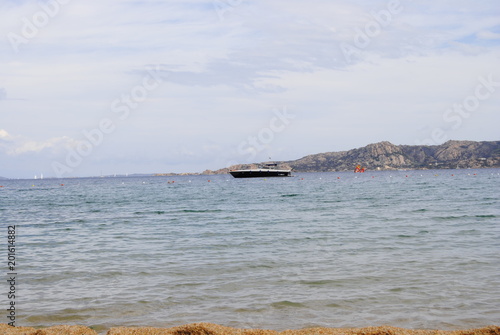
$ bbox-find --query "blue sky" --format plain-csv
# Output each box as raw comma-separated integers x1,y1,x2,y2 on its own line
1,0,499,178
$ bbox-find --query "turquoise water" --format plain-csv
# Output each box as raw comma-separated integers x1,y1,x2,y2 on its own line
2,169,499,332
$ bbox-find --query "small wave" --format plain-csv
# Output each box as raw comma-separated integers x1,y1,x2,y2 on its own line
457,229,479,235
134,210,166,215
24,312,90,323
432,215,467,221
433,214,496,220
271,300,306,308
299,279,342,286
320,200,343,203
17,188,53,192
181,209,223,213
281,194,301,197
174,282,204,288
47,202,77,207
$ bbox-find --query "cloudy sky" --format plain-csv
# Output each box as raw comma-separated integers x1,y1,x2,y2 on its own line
1,0,499,178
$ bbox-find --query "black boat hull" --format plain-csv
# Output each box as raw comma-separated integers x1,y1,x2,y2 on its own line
230,170,292,178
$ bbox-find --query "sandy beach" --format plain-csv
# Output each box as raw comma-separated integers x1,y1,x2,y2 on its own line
1,323,499,335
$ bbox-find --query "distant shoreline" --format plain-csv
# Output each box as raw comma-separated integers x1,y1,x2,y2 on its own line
1,166,500,181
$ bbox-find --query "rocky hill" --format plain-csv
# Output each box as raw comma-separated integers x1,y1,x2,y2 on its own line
205,140,500,174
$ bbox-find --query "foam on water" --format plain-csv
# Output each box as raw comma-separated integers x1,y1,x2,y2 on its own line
2,169,499,332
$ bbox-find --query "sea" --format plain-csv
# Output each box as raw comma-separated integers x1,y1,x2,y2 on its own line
2,169,499,333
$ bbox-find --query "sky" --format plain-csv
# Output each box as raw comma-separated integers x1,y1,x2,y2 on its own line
1,0,499,178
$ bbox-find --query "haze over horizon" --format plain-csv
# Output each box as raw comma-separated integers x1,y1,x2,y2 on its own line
1,0,499,179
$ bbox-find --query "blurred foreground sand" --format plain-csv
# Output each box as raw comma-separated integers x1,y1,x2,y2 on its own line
1,323,499,335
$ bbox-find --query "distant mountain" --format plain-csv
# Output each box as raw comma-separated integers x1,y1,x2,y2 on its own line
204,140,500,174
0,176,8,180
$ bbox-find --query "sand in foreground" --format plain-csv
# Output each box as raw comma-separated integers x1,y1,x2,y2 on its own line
1,323,499,335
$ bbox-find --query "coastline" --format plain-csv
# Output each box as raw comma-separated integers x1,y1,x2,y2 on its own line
1,323,499,335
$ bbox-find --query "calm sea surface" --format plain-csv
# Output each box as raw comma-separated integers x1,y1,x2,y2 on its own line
2,169,499,333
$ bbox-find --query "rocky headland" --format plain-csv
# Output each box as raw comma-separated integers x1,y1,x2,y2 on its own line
203,140,500,174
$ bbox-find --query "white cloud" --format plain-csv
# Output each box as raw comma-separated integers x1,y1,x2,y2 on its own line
477,30,500,40
6,136,77,155
0,129,11,139
0,130,79,156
